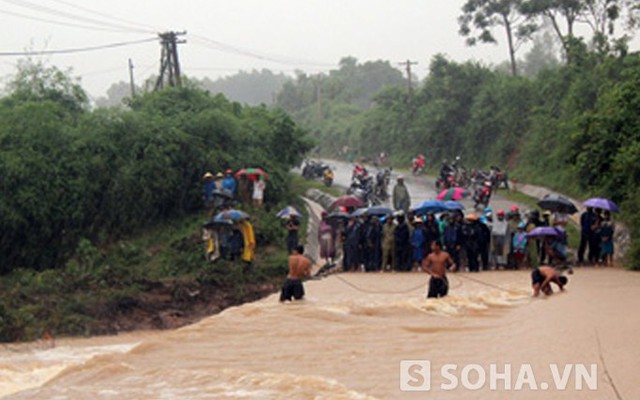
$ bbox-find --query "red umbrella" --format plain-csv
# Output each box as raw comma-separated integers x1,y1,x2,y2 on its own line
330,195,365,210
437,187,470,201
235,168,268,181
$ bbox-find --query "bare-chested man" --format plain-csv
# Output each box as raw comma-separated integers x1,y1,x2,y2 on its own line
531,265,568,297
280,245,312,302
422,241,457,298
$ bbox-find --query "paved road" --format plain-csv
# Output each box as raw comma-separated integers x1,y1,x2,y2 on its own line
323,159,526,214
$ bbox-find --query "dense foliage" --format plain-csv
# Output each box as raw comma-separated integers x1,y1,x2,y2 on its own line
353,50,640,268
0,61,312,273
275,56,406,153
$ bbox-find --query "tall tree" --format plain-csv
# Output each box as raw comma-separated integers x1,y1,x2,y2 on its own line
459,0,538,76
521,0,583,58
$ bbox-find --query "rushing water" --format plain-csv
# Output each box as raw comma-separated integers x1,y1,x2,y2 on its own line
4,268,639,399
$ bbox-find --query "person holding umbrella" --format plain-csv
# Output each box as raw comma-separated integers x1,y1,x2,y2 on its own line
286,214,301,255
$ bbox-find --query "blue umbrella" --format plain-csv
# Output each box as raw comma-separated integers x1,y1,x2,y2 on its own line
583,198,620,213
413,200,448,215
276,206,302,219
214,209,250,223
444,201,465,211
366,206,394,216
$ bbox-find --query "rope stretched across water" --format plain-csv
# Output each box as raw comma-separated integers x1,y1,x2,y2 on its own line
333,272,520,295
332,273,463,295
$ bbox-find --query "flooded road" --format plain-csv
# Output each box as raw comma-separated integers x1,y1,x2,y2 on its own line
3,162,640,399
3,269,640,399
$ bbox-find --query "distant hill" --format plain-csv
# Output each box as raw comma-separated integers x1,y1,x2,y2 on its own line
197,69,291,106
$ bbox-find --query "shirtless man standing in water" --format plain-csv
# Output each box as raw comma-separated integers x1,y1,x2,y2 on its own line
422,241,456,298
280,245,312,302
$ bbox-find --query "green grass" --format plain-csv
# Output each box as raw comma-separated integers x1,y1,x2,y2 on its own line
290,173,342,198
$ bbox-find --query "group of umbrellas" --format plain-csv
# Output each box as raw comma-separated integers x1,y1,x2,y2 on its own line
527,194,620,238
324,188,471,222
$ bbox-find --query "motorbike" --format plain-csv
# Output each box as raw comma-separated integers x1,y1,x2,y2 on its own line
435,173,457,190
302,160,330,181
473,182,493,210
490,166,510,190
470,169,491,189
374,168,391,201
412,155,426,175
348,175,379,206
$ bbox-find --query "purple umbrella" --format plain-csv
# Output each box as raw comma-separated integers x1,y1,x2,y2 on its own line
526,227,561,238
583,198,620,213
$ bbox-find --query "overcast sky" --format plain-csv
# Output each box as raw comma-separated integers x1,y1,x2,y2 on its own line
1,0,638,99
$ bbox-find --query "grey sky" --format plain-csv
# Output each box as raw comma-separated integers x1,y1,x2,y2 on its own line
1,0,638,99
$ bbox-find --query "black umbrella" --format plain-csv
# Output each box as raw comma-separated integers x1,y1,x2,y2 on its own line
327,211,350,222
537,194,578,214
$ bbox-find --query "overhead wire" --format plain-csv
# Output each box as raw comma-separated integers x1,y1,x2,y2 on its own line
0,7,140,33
0,37,157,57
191,35,335,68
43,0,160,33
1,0,153,33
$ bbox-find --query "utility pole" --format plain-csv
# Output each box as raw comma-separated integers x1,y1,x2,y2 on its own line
398,59,418,101
128,58,136,98
155,31,186,90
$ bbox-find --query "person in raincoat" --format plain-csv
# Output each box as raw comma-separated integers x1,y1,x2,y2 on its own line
239,220,256,264
392,176,411,213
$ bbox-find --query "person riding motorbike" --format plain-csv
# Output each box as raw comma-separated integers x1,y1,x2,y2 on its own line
352,163,367,180
412,154,426,175
440,159,455,181
473,180,493,210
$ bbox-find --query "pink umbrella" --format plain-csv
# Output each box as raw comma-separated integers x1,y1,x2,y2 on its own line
437,187,470,201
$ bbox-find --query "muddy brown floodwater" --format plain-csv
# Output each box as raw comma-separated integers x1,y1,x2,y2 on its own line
2,267,640,399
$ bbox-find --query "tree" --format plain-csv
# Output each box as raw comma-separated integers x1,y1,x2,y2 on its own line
94,81,135,108
5,58,88,114
459,0,538,76
522,0,639,59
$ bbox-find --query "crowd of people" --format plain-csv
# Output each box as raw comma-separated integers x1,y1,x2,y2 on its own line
316,203,615,276
202,169,267,215
200,169,268,264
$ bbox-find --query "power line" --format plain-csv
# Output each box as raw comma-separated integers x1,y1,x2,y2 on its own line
191,35,334,68
0,7,138,33
1,0,151,33
0,37,157,57
43,0,159,33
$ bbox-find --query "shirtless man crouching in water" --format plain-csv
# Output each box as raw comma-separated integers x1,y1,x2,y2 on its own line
280,245,312,302
422,241,456,298
531,266,568,297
